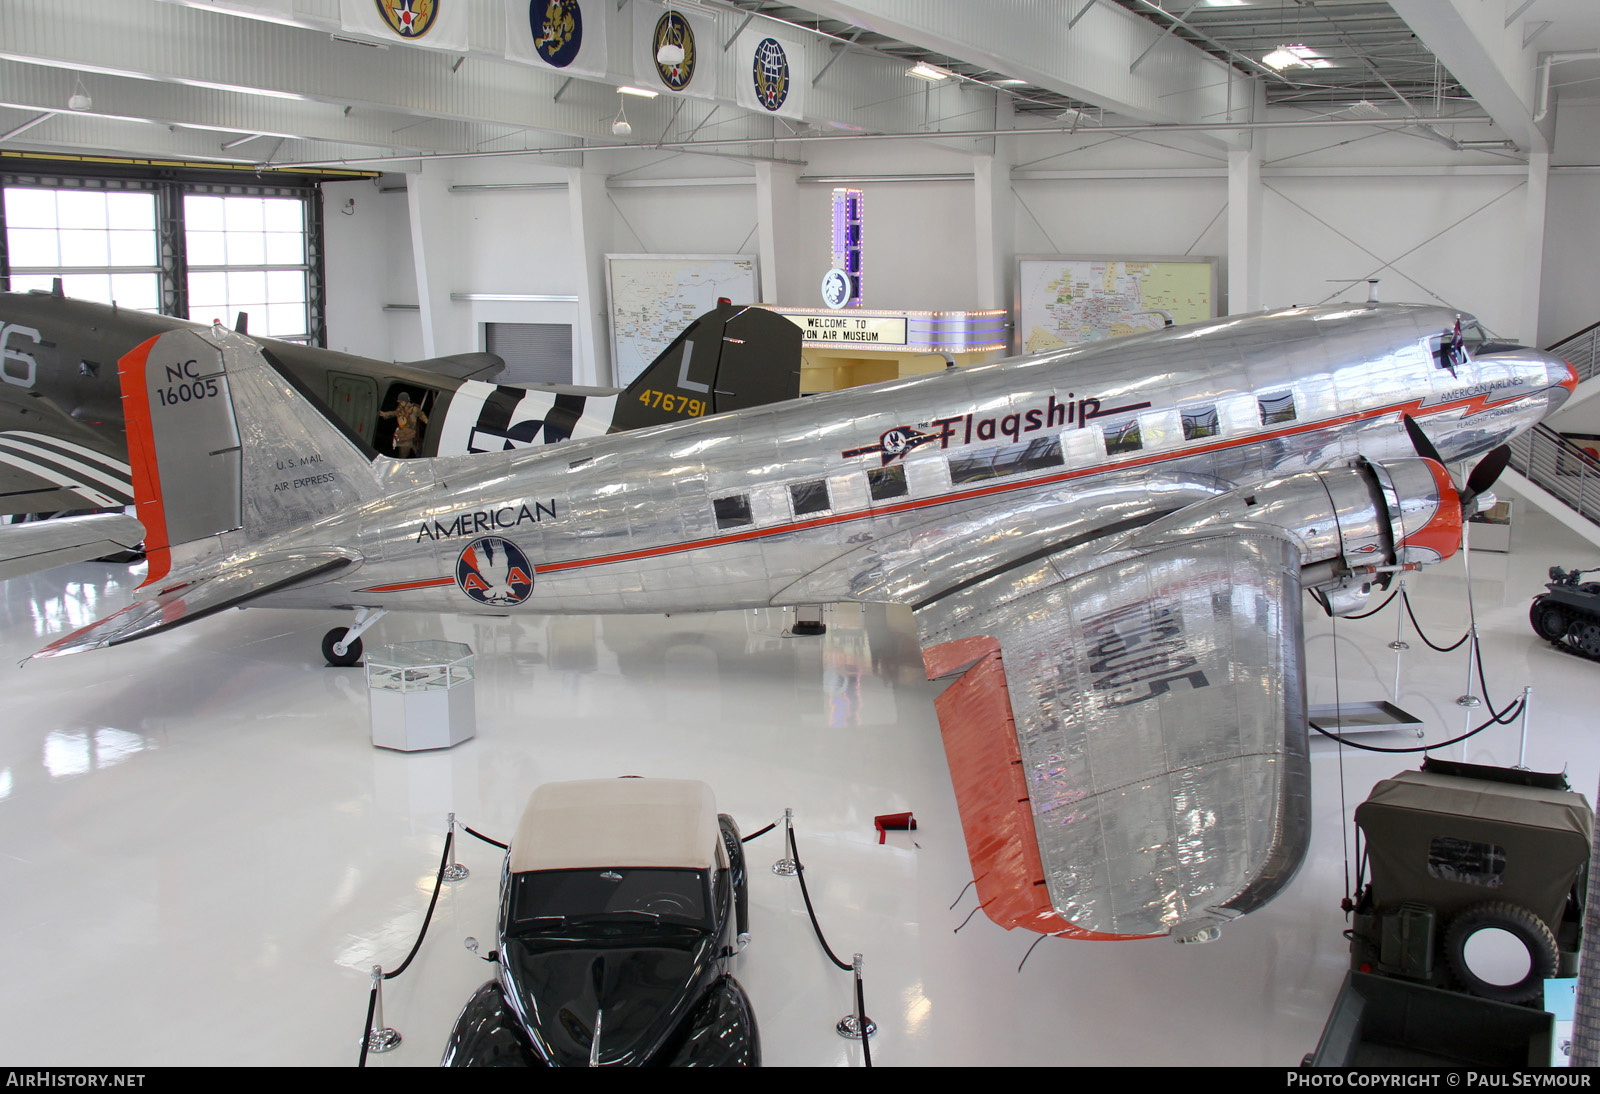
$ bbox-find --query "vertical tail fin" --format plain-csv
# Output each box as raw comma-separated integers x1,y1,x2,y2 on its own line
610,302,802,431
120,325,382,584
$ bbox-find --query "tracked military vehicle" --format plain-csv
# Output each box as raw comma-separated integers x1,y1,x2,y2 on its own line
1529,565,1600,660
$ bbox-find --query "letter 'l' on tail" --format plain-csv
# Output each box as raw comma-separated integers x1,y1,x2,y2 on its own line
119,324,383,585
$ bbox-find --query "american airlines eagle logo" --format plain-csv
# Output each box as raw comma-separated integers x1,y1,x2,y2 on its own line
456,536,535,606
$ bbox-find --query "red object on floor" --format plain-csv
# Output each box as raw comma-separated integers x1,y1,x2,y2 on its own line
874,811,916,843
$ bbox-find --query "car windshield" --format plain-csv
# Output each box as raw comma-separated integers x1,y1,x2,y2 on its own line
509,867,711,933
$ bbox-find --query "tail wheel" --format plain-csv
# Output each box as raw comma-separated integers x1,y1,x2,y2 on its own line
1531,599,1567,642
322,627,363,667
1442,901,1559,1004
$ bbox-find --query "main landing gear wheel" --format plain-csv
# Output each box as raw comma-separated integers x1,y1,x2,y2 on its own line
322,627,363,667
1442,901,1559,1004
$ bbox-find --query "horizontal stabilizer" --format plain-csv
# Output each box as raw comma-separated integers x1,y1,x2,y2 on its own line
0,513,145,581
31,549,355,658
401,351,505,382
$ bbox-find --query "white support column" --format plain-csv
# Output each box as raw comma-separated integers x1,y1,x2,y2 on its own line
973,97,1015,313
754,161,804,305
1227,146,1263,314
566,160,614,387
405,164,456,359
1521,150,1550,346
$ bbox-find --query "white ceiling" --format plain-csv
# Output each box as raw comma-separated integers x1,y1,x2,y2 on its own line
0,1,1595,175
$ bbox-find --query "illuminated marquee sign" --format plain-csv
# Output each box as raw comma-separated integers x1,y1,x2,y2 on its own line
796,314,908,345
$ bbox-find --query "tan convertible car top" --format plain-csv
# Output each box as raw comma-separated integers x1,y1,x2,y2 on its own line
509,778,720,874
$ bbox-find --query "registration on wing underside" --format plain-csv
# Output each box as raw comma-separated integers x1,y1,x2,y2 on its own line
918,531,1312,938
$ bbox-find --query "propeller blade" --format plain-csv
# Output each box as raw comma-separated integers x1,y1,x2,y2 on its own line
1464,444,1512,501
1403,414,1444,464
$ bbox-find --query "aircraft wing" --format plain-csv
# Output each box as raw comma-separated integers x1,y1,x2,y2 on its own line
31,549,356,658
915,528,1311,940
0,512,145,581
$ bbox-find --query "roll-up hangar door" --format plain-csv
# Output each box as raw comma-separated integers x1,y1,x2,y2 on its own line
486,323,574,385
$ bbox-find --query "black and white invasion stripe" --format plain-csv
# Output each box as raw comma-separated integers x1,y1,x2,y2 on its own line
0,430,133,508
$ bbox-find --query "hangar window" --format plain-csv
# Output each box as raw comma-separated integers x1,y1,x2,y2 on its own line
1427,836,1505,889
185,194,310,340
1181,405,1220,441
2,184,161,312
790,480,830,516
950,437,1065,484
867,465,908,501
712,494,753,529
1102,421,1142,456
1259,392,1297,426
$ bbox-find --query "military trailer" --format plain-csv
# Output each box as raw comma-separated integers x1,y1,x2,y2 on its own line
1347,758,1592,1005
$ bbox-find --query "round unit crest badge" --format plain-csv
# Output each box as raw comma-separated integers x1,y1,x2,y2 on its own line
652,10,697,90
821,268,853,310
375,0,439,39
456,536,535,606
530,0,583,68
750,37,790,112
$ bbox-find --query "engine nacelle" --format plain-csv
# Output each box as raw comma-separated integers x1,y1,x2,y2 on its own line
1123,458,1462,617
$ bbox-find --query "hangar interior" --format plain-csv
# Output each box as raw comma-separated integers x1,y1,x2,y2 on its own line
4,0,1600,1067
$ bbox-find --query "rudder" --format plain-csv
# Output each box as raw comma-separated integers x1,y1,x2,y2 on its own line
120,325,382,584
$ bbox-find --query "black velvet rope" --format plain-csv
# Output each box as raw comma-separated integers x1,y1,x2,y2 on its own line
788,826,854,972
1344,586,1400,620
740,822,777,843
383,829,453,981
464,825,507,850
357,985,377,1069
855,975,873,1068
1401,590,1470,652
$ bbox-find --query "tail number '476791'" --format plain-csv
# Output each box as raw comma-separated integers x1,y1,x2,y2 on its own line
639,389,706,416
157,359,220,407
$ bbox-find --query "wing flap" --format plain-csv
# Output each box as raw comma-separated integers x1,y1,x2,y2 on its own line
32,549,356,658
917,531,1312,939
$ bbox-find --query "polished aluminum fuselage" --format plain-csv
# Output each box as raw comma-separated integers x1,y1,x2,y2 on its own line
251,304,1569,616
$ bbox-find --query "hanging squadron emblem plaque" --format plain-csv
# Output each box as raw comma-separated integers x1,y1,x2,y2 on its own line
375,0,440,39
530,0,584,68
652,10,698,90
750,37,790,112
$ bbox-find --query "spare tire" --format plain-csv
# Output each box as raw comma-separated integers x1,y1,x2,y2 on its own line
1442,901,1559,1004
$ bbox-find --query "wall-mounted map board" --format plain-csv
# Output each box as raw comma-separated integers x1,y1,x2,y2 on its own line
606,254,761,385
1015,256,1217,354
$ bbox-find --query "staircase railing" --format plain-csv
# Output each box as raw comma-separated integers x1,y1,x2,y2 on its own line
1506,423,1600,527
1546,321,1600,385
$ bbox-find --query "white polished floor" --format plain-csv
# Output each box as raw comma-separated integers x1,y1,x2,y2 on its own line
0,485,1595,1068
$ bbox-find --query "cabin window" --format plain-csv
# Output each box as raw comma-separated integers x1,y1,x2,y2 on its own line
712,494,753,529
949,437,1065,484
1181,405,1220,441
790,480,830,516
1259,392,1297,426
867,466,909,501
1102,421,1142,456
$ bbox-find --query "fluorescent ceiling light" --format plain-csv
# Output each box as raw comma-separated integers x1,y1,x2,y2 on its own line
617,85,659,98
907,62,951,81
993,78,1027,86
1262,45,1333,71
1205,1,1247,7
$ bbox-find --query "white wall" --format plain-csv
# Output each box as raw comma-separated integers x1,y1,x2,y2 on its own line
320,109,1599,372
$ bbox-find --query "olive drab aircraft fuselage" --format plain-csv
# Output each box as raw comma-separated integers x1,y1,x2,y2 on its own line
32,303,1576,945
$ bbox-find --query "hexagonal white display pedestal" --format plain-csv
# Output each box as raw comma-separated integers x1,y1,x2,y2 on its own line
366,641,476,752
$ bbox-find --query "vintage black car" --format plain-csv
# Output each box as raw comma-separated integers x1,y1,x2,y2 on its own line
442,778,758,1066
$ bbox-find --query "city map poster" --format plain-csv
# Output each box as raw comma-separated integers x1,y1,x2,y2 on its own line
606,254,760,385
1015,256,1217,354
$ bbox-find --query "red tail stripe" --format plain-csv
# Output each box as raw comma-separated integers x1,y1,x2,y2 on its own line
117,336,171,587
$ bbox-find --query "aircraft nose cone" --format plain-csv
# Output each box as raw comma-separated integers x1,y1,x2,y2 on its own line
1550,352,1579,408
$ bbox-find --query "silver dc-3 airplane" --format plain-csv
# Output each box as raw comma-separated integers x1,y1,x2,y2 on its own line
28,302,1575,943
